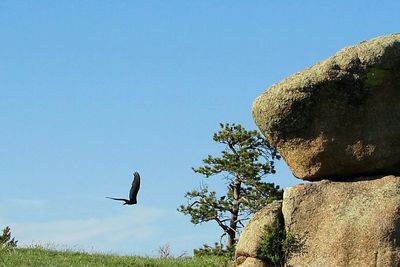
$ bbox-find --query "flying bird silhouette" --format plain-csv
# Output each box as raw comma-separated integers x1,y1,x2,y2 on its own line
106,171,141,205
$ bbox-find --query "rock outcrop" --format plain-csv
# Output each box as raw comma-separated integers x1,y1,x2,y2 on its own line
283,175,400,267
236,34,400,267
253,34,400,181
235,201,282,267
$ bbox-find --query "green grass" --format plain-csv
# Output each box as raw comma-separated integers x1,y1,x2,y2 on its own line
0,246,232,267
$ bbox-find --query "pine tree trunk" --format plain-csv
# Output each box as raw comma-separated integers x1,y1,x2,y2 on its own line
227,179,241,248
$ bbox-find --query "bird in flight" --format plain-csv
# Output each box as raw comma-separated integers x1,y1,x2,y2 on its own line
106,171,141,205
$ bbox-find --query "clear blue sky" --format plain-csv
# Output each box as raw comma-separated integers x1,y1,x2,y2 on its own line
1,0,399,256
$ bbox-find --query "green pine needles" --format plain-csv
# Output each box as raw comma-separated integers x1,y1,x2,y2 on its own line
0,226,17,247
178,123,282,249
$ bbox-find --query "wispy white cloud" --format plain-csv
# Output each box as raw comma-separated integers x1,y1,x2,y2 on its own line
1,206,166,254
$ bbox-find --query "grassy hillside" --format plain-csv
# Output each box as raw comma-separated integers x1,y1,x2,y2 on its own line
0,247,232,267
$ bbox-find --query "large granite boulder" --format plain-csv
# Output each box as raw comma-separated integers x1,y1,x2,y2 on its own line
235,201,282,267
282,175,400,267
253,34,400,181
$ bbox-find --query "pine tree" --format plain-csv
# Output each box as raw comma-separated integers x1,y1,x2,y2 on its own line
0,226,18,247
178,123,282,248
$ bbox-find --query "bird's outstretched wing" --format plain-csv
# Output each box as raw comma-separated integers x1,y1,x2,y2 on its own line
106,197,129,202
129,172,141,203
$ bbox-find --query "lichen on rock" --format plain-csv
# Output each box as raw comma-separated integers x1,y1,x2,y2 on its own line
253,33,400,181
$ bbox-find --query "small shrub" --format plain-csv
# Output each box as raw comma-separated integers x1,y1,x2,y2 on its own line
257,215,305,267
282,231,305,261
0,226,17,247
194,242,234,258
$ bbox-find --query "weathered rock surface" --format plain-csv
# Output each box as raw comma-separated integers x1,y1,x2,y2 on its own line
253,34,400,180
282,175,400,267
235,201,281,267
